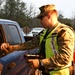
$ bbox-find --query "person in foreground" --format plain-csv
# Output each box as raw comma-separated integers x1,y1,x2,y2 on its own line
1,4,74,75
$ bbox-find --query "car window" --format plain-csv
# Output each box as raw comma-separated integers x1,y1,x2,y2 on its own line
8,25,21,44
0,24,22,58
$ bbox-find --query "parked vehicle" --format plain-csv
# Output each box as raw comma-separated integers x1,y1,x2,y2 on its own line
0,19,38,75
31,27,44,36
21,30,33,41
21,30,33,37
21,27,45,41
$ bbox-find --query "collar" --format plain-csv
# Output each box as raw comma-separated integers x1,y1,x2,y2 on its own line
48,21,60,33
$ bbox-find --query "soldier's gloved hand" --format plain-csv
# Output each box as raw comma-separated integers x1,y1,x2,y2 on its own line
1,43,13,53
28,59,40,69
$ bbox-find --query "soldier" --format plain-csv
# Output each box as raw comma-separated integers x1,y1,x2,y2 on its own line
1,4,75,75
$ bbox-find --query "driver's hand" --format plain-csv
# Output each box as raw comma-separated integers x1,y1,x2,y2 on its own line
1,43,13,53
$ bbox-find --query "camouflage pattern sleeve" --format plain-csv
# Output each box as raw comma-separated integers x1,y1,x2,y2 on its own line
42,26,75,69
12,35,40,51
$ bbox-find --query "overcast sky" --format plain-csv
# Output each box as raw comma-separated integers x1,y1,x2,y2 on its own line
23,0,75,18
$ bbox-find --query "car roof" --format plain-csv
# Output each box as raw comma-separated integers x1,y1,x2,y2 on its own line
0,19,18,25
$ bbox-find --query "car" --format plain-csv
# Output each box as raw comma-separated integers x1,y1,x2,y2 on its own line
21,30,33,41
21,30,33,37
0,19,38,75
22,27,45,41
31,27,44,36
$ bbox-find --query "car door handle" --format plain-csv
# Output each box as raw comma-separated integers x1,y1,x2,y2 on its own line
7,62,16,70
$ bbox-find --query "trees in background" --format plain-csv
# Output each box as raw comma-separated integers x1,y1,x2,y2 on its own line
58,11,74,29
0,0,75,30
0,0,34,27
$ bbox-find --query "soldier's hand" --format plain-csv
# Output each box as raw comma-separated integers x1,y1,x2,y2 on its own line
28,59,40,69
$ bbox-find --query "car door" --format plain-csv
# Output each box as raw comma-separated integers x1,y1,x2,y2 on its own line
0,24,31,75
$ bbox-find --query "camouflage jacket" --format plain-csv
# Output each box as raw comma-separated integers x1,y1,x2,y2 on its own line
12,22,75,69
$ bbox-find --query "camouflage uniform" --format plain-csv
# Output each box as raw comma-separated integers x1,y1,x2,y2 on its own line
12,22,74,75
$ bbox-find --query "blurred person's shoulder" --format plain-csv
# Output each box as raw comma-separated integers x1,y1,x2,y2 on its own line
57,23,74,38
57,23,74,33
